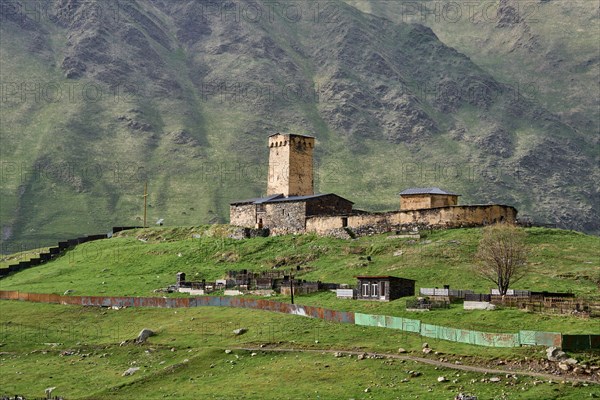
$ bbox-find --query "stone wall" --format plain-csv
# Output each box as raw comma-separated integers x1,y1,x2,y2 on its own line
400,195,432,210
307,205,517,236
229,204,256,227
400,194,459,211
263,201,307,235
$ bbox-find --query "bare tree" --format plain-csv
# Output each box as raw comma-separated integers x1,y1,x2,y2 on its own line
475,223,529,296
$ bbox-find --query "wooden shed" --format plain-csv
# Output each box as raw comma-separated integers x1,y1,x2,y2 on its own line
356,276,415,301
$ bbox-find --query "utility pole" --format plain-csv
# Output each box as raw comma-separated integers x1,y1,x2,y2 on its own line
143,182,148,228
290,269,294,305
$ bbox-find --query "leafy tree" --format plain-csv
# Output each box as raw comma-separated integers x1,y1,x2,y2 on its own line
475,223,528,296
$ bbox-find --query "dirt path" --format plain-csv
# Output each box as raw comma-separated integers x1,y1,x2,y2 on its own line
234,346,599,384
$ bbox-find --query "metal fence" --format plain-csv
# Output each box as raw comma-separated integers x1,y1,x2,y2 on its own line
1,291,598,350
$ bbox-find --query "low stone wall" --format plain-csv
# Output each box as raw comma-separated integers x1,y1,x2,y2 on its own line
306,205,517,237
464,301,496,310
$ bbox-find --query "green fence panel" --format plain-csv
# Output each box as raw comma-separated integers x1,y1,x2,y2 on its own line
385,315,404,330
354,313,386,328
402,318,421,333
472,331,495,347
438,326,458,342
519,330,537,346
536,331,562,347
354,313,373,327
455,329,472,344
494,333,520,347
520,330,561,347
421,323,439,338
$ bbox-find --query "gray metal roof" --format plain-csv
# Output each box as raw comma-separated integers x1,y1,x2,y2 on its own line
267,193,353,204
230,193,353,205
268,132,315,138
398,187,460,196
229,194,284,205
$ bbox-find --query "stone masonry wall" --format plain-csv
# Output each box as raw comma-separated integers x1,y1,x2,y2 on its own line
263,201,307,235
306,205,517,236
230,204,256,227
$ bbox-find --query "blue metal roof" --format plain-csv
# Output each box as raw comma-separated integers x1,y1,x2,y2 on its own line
398,187,460,196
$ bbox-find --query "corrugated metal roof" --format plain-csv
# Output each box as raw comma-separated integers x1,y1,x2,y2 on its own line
398,187,460,196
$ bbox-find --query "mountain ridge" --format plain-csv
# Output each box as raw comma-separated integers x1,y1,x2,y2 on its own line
0,0,598,252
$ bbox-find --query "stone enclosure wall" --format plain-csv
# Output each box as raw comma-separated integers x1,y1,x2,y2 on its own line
306,205,517,236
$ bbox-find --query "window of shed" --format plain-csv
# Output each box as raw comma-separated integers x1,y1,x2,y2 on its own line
361,284,369,297
371,283,379,297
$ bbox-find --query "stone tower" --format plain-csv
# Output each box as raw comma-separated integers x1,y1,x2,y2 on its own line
267,133,315,197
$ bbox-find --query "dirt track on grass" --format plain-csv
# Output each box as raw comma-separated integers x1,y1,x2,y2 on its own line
234,346,600,385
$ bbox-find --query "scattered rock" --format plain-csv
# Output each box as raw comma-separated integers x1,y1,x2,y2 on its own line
422,348,432,354
225,350,232,354
334,352,343,357
489,377,501,382
364,387,370,393
422,343,429,349
357,353,368,360
564,358,578,365
546,347,567,362
397,348,407,353
136,328,155,344
437,376,447,382
558,363,570,371
122,367,140,376
251,353,257,357
455,394,478,400
233,328,248,336
63,290,74,295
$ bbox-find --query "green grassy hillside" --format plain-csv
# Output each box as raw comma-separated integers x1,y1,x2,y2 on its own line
0,301,597,399
1,227,599,399
1,227,598,334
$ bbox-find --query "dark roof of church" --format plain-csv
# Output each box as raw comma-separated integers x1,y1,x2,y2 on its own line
268,132,315,138
230,193,353,206
398,187,460,196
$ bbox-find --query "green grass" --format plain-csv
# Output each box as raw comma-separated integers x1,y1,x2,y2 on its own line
1,227,598,335
1,301,598,400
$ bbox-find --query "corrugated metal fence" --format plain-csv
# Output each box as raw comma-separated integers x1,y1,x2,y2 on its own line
1,291,597,349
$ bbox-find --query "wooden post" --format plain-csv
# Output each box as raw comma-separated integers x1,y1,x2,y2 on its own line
143,182,148,228
290,270,294,305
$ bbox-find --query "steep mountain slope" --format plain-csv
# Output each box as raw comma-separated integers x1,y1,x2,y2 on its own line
0,0,598,252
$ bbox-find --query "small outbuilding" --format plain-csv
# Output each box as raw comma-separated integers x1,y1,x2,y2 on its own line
399,187,460,211
356,276,416,301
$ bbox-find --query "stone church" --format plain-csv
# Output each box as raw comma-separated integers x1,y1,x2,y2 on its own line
230,133,517,237
230,133,354,235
